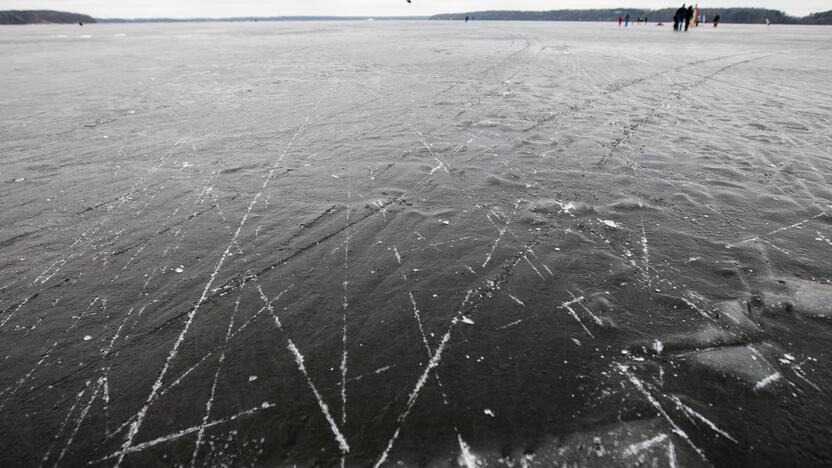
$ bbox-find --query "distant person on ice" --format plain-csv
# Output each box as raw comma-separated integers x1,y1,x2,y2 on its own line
618,15,623,27
685,5,694,31
713,15,720,27
625,14,630,27
674,5,686,31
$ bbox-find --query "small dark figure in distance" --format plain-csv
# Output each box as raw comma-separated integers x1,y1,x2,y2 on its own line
618,15,623,27
713,15,720,27
625,14,630,27
674,5,686,31
685,6,694,31
79,22,84,26
465,16,469,23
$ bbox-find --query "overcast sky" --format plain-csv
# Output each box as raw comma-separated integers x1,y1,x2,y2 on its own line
1,1,827,18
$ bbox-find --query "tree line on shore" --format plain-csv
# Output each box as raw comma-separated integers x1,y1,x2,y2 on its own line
430,8,832,25
2,7,830,26
0,10,95,25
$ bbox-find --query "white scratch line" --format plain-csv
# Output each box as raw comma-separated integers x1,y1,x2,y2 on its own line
669,396,738,443
374,332,450,468
160,287,290,398
497,319,523,330
374,229,526,466
346,365,395,383
341,180,351,428
457,435,480,468
0,295,33,329
578,301,604,326
482,228,506,268
559,295,585,308
430,157,448,174
287,341,350,453
682,295,712,321
461,289,474,307
754,372,782,391
617,364,709,463
624,433,668,456
39,385,87,467
759,239,791,255
95,403,277,461
0,340,57,411
116,114,313,468
526,248,552,277
727,213,826,248
668,440,678,468
641,221,650,286
482,199,522,268
564,304,594,338
392,246,402,264
792,362,821,391
191,297,239,467
523,255,546,280
507,294,526,307
409,292,432,354
259,274,347,452
54,378,103,467
158,352,214,398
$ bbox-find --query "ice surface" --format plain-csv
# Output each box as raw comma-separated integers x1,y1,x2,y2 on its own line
1,21,831,467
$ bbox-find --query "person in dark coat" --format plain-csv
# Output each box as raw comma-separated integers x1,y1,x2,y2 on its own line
674,5,686,31
685,5,694,31
713,15,720,27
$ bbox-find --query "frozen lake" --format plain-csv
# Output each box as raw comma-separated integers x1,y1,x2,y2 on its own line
1,21,832,467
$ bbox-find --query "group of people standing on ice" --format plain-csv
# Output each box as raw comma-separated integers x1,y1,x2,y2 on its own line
674,5,694,31
672,4,720,30
617,5,721,30
617,14,650,27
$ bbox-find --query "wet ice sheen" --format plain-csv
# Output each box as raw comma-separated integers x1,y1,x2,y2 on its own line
0,21,831,468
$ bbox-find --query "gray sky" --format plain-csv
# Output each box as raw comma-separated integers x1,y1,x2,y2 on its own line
1,0,827,18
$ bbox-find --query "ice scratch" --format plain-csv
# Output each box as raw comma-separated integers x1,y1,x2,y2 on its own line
258,285,349,453
624,433,668,456
641,219,650,286
95,403,277,461
507,293,526,307
617,364,709,463
754,372,782,391
190,297,239,467
287,341,350,453
669,396,738,443
115,113,314,467
497,319,523,330
727,213,826,248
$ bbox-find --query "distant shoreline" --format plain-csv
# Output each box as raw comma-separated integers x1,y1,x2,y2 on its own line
2,8,830,26
431,8,832,25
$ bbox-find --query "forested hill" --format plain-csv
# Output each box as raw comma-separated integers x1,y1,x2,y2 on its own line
801,10,832,24
0,10,96,24
430,8,832,24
